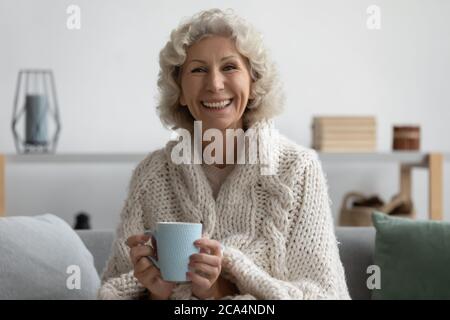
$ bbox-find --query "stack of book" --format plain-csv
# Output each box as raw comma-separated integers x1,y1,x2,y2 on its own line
312,116,377,152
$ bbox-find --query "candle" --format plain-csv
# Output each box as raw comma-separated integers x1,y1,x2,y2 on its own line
25,94,48,145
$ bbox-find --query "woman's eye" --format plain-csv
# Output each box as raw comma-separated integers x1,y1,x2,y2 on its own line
191,67,206,73
223,65,237,71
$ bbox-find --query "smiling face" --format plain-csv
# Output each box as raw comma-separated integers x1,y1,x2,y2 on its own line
179,36,253,131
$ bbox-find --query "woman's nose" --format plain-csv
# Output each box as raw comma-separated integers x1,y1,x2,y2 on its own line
206,69,225,92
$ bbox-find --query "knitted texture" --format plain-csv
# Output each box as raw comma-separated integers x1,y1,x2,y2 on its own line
201,164,236,199
98,121,350,300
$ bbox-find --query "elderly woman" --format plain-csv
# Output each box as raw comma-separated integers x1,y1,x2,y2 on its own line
98,8,350,300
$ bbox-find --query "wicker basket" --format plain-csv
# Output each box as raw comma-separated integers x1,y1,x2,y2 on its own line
339,192,415,227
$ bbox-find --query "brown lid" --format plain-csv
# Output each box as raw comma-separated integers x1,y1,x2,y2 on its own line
393,126,420,131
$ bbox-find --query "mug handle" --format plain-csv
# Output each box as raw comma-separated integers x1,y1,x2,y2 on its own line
144,230,159,269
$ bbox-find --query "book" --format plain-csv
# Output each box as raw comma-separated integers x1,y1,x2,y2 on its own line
313,116,376,126
311,116,378,152
313,125,376,133
313,131,376,141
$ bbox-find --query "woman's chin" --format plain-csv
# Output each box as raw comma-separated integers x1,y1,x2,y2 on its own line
201,119,241,131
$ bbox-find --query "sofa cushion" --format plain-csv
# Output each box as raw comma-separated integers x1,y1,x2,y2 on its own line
335,227,375,300
76,229,114,275
0,214,100,299
372,211,450,299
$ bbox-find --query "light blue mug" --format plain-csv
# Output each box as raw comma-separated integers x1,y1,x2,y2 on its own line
145,222,202,282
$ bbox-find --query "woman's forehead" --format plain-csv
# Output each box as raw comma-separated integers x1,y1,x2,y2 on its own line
185,36,245,63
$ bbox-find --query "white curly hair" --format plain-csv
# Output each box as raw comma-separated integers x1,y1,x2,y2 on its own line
157,8,284,132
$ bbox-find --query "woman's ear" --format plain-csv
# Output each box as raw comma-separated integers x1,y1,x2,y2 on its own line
179,93,187,106
177,66,187,106
249,83,256,100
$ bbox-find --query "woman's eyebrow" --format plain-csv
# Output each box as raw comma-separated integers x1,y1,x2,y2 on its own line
187,56,238,65
221,55,238,61
189,59,206,64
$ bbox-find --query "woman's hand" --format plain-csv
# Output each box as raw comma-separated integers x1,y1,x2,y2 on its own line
188,237,238,299
126,234,176,300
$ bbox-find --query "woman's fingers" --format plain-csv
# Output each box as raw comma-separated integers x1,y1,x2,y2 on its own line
194,238,223,257
134,259,159,278
189,261,219,280
134,254,157,274
154,276,176,290
130,244,154,266
136,266,176,296
135,263,161,288
187,270,212,288
190,253,221,267
127,233,176,298
126,234,150,248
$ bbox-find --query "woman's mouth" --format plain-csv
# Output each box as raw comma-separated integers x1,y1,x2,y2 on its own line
201,99,233,110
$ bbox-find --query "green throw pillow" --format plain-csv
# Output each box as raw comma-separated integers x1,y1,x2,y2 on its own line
372,211,450,300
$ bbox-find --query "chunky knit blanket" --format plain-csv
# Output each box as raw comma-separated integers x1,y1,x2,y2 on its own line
98,121,350,300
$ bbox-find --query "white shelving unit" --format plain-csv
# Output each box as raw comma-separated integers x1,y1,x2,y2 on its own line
3,151,444,163
3,153,147,163
0,152,447,220
319,152,432,163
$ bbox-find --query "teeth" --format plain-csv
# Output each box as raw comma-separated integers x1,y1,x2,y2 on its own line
202,99,231,108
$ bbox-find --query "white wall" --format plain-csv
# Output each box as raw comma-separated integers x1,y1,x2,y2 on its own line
1,0,449,229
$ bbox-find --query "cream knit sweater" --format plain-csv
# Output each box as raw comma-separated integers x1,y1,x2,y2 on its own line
98,121,350,300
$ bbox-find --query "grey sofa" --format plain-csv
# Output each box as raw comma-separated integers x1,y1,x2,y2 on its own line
77,227,376,300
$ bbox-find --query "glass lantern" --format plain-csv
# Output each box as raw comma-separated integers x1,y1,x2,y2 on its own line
11,69,61,154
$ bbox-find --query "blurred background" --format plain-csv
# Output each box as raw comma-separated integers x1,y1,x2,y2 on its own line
1,0,449,228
